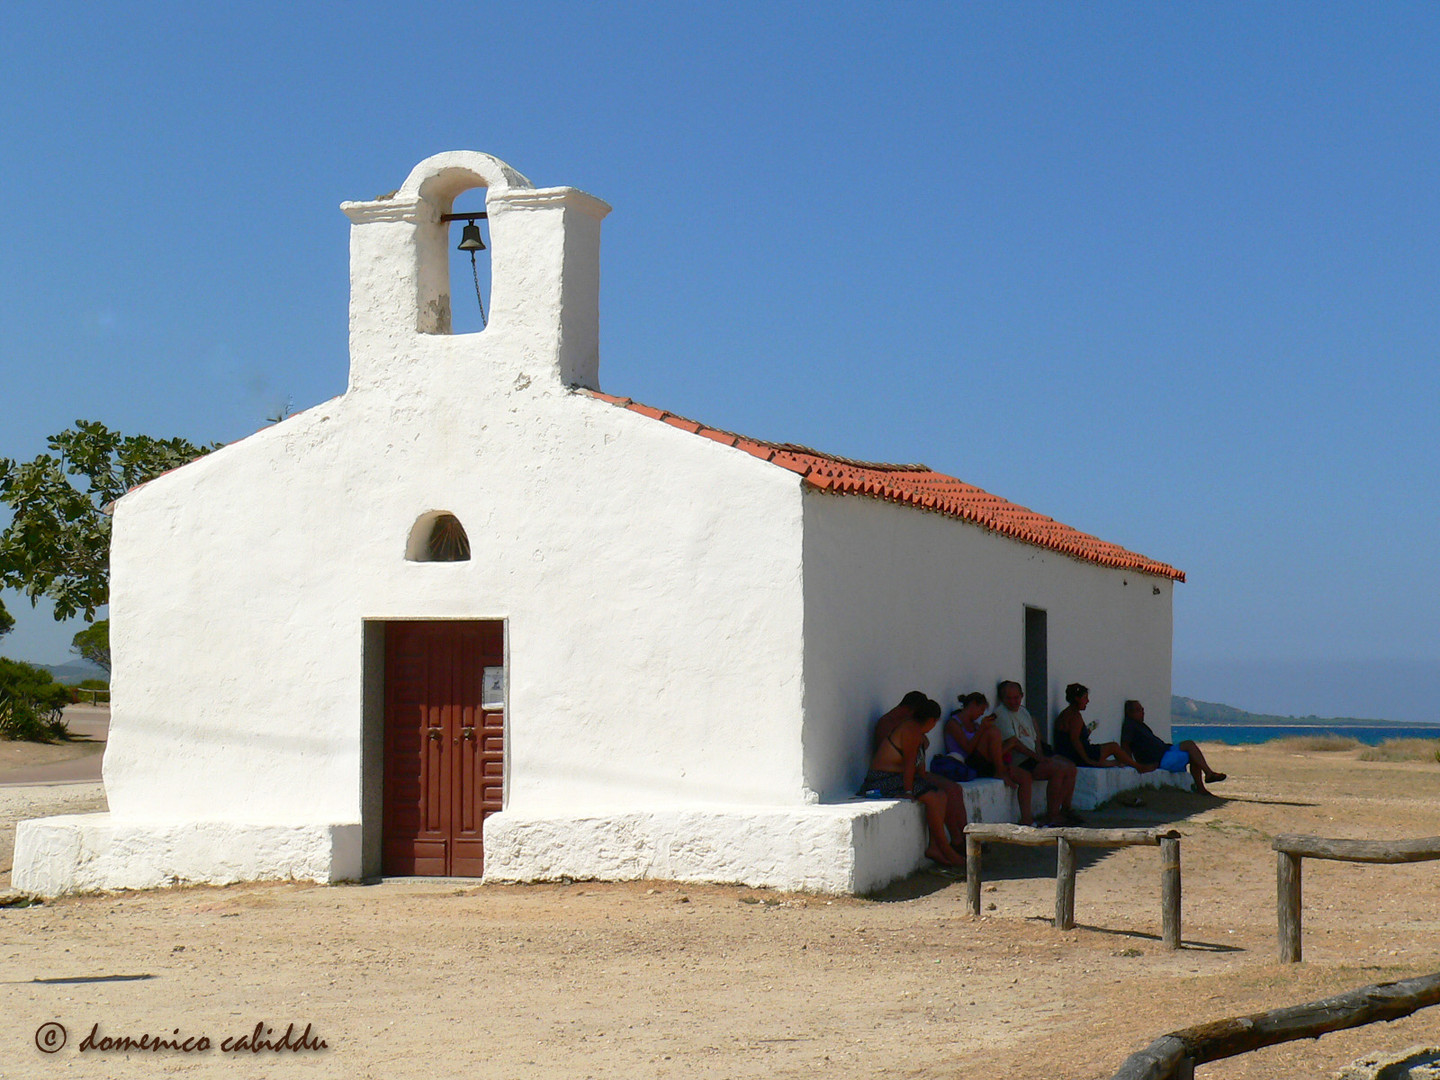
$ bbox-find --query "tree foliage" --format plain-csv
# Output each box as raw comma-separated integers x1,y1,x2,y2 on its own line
0,656,71,741
0,421,219,622
71,618,111,673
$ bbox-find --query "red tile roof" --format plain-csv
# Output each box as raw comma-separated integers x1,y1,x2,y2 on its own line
584,390,1184,582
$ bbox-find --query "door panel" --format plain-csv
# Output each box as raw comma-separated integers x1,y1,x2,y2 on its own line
449,622,490,876
383,620,504,876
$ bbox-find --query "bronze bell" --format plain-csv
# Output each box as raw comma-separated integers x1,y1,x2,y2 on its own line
457,221,485,252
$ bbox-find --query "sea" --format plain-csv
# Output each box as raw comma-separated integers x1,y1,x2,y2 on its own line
1172,723,1440,747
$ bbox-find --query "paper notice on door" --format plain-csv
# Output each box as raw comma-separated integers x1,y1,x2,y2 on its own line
482,666,505,709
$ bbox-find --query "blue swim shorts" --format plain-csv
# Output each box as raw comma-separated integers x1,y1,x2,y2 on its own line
1159,747,1190,772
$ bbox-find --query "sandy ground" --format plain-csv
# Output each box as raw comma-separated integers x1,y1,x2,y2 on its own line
0,742,1437,1080
0,740,100,774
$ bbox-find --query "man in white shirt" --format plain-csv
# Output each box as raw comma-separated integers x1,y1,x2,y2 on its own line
993,680,1080,826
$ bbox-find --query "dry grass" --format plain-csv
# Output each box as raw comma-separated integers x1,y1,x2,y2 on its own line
1270,734,1361,752
1357,737,1440,763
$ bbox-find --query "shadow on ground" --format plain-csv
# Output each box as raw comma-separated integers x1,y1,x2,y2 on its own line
868,867,963,902
972,787,1232,883
870,787,1238,898
1018,918,1246,953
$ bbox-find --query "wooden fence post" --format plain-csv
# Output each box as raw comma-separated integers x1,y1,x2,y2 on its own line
1278,851,1303,963
964,824,1181,940
1055,837,1076,930
1161,835,1181,950
966,834,982,916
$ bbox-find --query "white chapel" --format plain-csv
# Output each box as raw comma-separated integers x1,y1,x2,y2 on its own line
14,151,1183,896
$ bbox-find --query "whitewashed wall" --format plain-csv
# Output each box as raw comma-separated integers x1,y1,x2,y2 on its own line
102,152,813,837
799,492,1174,801
105,393,810,823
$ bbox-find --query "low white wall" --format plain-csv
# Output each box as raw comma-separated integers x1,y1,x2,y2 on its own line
476,768,1190,894
800,492,1175,801
12,814,361,897
1071,766,1193,810
483,802,924,895
10,778,1190,898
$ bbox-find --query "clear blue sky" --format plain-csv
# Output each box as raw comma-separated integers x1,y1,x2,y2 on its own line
2,3,1437,721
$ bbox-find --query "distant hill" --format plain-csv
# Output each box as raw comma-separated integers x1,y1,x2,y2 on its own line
1171,695,1420,728
35,659,107,684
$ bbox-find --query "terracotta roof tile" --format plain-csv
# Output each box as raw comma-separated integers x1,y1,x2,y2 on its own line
583,389,1184,581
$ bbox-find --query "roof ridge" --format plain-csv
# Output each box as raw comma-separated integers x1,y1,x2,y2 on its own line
578,388,1184,581
583,391,930,473
771,444,930,472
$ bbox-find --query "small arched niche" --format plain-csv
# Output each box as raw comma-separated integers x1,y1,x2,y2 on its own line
406,511,471,562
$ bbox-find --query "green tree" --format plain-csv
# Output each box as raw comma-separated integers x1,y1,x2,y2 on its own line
0,602,13,641
0,421,219,622
71,618,111,673
0,656,71,741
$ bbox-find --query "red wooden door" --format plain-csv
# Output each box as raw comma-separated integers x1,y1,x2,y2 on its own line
383,621,504,876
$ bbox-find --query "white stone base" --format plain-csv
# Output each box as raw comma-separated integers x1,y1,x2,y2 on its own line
960,778,1038,824
1071,766,1194,810
484,802,935,895
10,768,1195,898
12,814,362,897
962,766,1192,818
483,769,1194,895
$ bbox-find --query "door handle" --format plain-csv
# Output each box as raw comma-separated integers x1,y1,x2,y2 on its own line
428,729,443,741
460,727,476,740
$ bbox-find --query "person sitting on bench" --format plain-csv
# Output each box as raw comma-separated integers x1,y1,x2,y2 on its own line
994,680,1080,826
1053,683,1152,771
1120,699,1227,796
945,691,1035,826
858,696,964,866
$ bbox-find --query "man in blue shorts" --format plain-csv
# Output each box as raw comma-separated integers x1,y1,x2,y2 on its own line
1121,700,1227,796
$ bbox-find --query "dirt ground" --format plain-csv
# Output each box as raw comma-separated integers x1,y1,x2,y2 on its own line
1,742,1438,1080
0,738,101,773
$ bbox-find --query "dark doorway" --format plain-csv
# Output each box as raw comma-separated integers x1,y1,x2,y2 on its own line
382,620,504,876
1024,606,1048,742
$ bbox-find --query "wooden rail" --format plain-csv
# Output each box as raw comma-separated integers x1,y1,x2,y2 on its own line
963,824,1182,949
1273,834,1440,962
1108,971,1440,1080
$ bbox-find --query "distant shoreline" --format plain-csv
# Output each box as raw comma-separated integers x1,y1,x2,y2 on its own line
1172,721,1440,748
1175,718,1437,728
1170,694,1435,730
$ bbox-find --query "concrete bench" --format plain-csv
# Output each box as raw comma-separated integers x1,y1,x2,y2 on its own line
863,764,1192,823
1071,764,1193,810
847,764,1195,890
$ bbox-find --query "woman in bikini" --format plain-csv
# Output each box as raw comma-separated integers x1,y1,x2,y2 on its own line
860,696,964,866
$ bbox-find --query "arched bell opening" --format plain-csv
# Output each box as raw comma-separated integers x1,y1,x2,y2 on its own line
444,188,492,336
406,511,472,562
